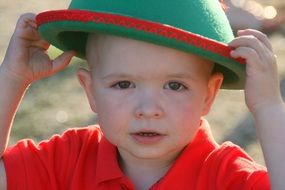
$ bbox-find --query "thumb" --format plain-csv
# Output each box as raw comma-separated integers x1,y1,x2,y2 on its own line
51,51,76,73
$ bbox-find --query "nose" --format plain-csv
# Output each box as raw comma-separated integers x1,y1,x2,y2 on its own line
134,91,164,119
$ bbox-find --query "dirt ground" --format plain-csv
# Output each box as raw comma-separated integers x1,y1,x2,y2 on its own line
1,0,285,166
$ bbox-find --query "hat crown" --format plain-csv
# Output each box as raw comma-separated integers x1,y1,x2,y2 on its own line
37,0,245,89
69,0,234,43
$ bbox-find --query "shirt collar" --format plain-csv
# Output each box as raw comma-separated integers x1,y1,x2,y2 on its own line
154,118,219,189
95,135,125,185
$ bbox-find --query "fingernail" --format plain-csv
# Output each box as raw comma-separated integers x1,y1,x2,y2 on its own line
237,30,245,35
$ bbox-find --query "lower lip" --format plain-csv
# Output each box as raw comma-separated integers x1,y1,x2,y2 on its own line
131,134,165,145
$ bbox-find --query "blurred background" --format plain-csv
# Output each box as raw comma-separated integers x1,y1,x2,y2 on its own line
0,0,285,166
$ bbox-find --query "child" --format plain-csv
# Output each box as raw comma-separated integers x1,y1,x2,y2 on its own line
0,0,285,189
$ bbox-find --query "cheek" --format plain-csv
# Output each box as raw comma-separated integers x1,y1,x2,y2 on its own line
166,92,205,118
171,101,202,131
168,107,202,149
165,93,205,138
93,89,131,138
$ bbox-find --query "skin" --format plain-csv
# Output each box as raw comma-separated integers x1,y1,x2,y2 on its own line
0,13,284,190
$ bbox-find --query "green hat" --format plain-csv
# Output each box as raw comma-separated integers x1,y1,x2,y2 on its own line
36,0,245,89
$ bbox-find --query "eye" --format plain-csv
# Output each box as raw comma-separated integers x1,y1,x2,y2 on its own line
111,81,135,89
164,81,187,91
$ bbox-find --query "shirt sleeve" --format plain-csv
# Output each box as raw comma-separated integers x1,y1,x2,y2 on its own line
2,126,101,190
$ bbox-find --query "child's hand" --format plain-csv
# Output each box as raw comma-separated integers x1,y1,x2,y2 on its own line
229,29,283,114
1,13,75,86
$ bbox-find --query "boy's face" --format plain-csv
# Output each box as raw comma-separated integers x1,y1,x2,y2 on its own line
78,34,223,162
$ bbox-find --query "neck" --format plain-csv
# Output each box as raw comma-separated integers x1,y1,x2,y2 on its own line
118,149,181,190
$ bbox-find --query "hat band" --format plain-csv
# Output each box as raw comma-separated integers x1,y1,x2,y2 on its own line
37,10,245,64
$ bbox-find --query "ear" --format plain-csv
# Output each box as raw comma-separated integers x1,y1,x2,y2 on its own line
202,72,224,116
76,68,97,113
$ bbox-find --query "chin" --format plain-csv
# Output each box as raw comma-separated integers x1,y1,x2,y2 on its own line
129,146,183,161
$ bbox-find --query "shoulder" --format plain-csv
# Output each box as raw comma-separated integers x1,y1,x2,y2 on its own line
56,125,103,142
202,141,270,189
2,125,104,189
210,141,265,169
204,141,267,175
40,125,103,151
4,125,103,156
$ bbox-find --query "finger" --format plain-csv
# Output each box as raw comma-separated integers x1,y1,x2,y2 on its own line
31,39,50,50
228,35,268,61
237,29,272,51
16,13,36,28
51,51,76,73
15,13,40,41
26,19,37,29
230,47,262,70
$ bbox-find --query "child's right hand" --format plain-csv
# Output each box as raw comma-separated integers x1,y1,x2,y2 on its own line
1,13,75,86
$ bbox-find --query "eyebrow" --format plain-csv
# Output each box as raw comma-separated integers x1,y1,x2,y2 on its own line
166,73,197,81
98,73,141,80
99,72,197,82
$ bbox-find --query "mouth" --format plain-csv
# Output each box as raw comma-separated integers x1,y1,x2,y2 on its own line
131,131,165,144
136,132,161,137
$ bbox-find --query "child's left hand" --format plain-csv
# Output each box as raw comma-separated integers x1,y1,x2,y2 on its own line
229,29,283,114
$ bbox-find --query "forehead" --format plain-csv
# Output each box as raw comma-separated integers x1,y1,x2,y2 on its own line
86,33,213,78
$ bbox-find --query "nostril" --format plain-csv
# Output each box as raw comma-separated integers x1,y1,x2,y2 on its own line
134,102,164,119
154,113,160,117
135,110,163,118
135,109,143,118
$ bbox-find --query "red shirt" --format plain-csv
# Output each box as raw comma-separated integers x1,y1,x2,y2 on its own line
3,120,270,189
